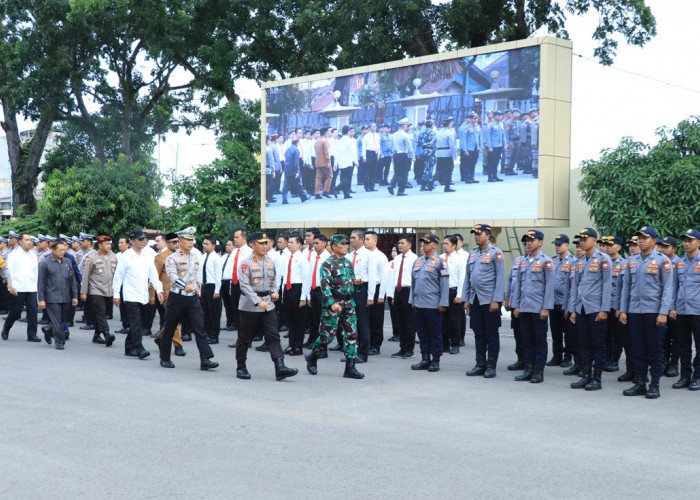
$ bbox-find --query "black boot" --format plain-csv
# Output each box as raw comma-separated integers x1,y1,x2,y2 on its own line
530,365,545,384
92,332,106,344
514,363,534,381
466,357,487,376
507,358,525,371
571,366,592,389
236,365,251,380
646,376,661,399
274,357,298,380
411,353,431,371
585,367,603,391
666,358,679,378
546,354,562,367
483,358,497,378
672,377,690,389
560,354,573,367
563,360,582,376
623,375,647,396
305,352,318,375
103,330,115,347
617,370,634,382
343,358,365,379
428,357,440,372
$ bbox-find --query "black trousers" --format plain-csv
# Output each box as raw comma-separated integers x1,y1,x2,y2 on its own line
199,283,222,339
3,291,37,338
229,282,241,329
283,283,304,349
265,173,275,201
677,314,700,380
442,288,461,348
353,283,370,356
89,294,112,333
357,158,367,185
160,293,214,361
338,166,353,196
389,153,411,194
302,164,316,194
220,279,233,327
44,302,71,344
486,147,503,179
414,156,426,182
379,156,391,182
435,156,454,187
119,287,128,328
369,284,385,349
460,149,478,181
511,311,523,359
123,301,148,354
364,151,378,190
393,287,415,353
549,304,574,357
664,318,678,364
0,279,9,312
309,288,323,343
236,310,284,366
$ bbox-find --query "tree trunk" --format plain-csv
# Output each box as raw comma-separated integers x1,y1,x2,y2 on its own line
1,98,54,216
515,0,529,39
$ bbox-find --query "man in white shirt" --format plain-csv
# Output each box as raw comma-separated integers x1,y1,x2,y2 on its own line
362,122,381,191
112,229,163,359
347,229,371,362
227,229,253,348
386,235,417,358
198,236,223,344
454,233,469,347
365,230,389,355
277,235,310,356
2,233,40,342
306,234,330,349
220,237,235,331
441,235,466,354
335,125,358,199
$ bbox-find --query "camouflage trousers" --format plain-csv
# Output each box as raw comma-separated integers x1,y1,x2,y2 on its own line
312,299,358,359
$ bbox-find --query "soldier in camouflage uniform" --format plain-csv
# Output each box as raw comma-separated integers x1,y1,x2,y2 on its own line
306,233,364,379
418,120,437,191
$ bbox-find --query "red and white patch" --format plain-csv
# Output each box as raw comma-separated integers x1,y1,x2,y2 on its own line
495,252,504,263
241,263,248,273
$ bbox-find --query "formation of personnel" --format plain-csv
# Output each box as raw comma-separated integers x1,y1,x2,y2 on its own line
265,109,539,205
2,224,698,398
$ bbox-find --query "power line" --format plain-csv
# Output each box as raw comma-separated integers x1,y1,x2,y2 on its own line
573,52,700,95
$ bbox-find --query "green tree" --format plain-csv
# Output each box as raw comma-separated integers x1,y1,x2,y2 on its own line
578,117,700,240
165,101,261,239
39,156,163,236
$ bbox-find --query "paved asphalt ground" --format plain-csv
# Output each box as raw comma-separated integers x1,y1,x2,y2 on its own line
2,313,700,499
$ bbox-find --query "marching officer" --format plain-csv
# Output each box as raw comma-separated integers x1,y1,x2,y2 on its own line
157,228,219,370
483,111,504,182
619,226,674,399
671,229,700,390
234,232,297,381
305,234,365,379
80,235,117,346
568,228,612,391
409,234,450,373
463,224,505,378
511,230,555,383
37,239,78,350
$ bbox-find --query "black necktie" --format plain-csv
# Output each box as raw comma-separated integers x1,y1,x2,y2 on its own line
222,252,230,278
203,252,210,283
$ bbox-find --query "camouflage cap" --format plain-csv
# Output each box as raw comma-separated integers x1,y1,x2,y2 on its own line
330,234,350,245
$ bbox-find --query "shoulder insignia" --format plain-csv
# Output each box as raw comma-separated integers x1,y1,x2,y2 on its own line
241,263,248,273
495,252,504,263
545,261,553,271
601,261,610,272
662,261,672,272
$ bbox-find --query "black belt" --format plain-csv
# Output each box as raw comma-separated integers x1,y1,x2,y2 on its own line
256,291,271,297
436,147,450,150
332,292,353,301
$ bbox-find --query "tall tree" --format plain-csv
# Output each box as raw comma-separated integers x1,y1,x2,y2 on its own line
579,117,700,240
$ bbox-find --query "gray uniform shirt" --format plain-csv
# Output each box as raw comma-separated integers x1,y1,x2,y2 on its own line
38,255,77,303
238,254,277,312
81,251,118,297
409,253,450,309
165,250,200,296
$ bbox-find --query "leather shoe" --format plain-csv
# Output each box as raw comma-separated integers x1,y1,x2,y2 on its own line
207,337,219,344
401,351,414,358
125,349,140,357
368,347,380,355
288,347,303,356
137,349,150,359
79,323,95,330
449,346,459,354
284,346,294,354
27,336,41,342
160,360,175,368
174,346,186,356
1,329,8,340
42,326,53,345
237,366,251,379
200,359,219,370
388,335,399,342
689,379,700,391
391,350,405,358
355,355,368,363
55,343,65,350
181,333,192,341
